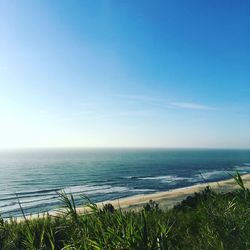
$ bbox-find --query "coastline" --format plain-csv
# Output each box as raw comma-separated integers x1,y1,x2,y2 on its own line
77,173,250,213
11,173,250,222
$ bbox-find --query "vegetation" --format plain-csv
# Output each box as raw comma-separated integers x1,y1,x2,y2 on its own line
0,173,249,249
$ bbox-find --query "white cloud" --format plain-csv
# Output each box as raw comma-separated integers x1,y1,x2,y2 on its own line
115,94,216,111
170,102,215,110
115,94,167,107
115,110,152,117
117,94,159,102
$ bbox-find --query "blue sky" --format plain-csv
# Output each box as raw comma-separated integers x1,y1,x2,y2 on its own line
0,0,249,149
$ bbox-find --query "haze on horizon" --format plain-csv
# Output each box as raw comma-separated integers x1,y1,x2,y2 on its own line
0,1,249,149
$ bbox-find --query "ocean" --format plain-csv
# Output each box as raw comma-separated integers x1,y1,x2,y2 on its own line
0,148,250,218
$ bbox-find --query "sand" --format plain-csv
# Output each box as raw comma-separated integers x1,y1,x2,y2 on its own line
9,174,250,222
76,173,250,213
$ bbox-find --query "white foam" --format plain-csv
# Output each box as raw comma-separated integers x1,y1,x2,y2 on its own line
234,165,250,173
63,184,111,194
139,175,190,183
1,184,133,215
62,184,131,195
0,187,154,215
191,170,232,182
131,188,155,192
62,185,155,196
139,175,174,180
0,197,58,214
84,186,129,195
0,194,57,209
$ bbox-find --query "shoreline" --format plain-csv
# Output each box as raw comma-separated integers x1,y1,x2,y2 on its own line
10,173,250,222
77,173,250,213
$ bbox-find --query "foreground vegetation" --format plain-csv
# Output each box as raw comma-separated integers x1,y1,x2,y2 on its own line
0,174,250,250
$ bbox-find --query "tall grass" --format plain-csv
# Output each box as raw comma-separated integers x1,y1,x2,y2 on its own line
0,174,249,249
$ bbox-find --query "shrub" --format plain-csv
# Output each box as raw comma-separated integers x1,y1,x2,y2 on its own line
102,203,115,213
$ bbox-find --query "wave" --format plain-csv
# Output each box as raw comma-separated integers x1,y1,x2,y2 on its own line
0,189,60,202
62,184,129,195
234,164,250,174
1,189,156,216
138,175,191,183
62,185,155,195
0,183,156,216
188,170,234,183
139,175,175,180
2,162,250,217
123,176,138,179
131,188,155,192
197,170,231,179
0,194,58,209
0,186,61,200
14,188,60,196
0,196,59,214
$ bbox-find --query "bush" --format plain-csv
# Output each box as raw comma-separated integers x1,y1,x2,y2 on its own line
143,200,161,213
0,174,249,249
102,203,115,213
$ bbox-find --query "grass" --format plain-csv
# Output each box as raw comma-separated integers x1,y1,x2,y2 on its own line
0,173,249,249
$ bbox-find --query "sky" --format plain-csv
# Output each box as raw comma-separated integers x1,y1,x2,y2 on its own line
0,0,249,149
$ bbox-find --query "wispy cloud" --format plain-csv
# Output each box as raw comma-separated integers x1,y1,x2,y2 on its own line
170,102,215,110
115,94,167,107
117,94,160,102
116,94,217,111
73,109,153,119
114,110,152,117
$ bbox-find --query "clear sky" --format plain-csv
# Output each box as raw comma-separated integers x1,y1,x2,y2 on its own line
0,0,249,149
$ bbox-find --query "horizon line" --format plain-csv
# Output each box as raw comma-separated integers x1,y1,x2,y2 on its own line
0,146,250,151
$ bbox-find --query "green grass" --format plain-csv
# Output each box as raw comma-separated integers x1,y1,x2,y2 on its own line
0,173,249,250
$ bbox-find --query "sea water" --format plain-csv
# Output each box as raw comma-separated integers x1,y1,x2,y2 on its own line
0,148,250,218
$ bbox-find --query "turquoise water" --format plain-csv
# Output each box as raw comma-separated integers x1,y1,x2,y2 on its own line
0,148,250,218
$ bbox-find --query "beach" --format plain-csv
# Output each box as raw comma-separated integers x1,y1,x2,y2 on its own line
13,173,250,222
2,149,250,218
77,173,250,213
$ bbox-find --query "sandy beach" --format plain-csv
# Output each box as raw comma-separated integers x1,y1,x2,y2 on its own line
76,173,250,213
11,173,250,222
